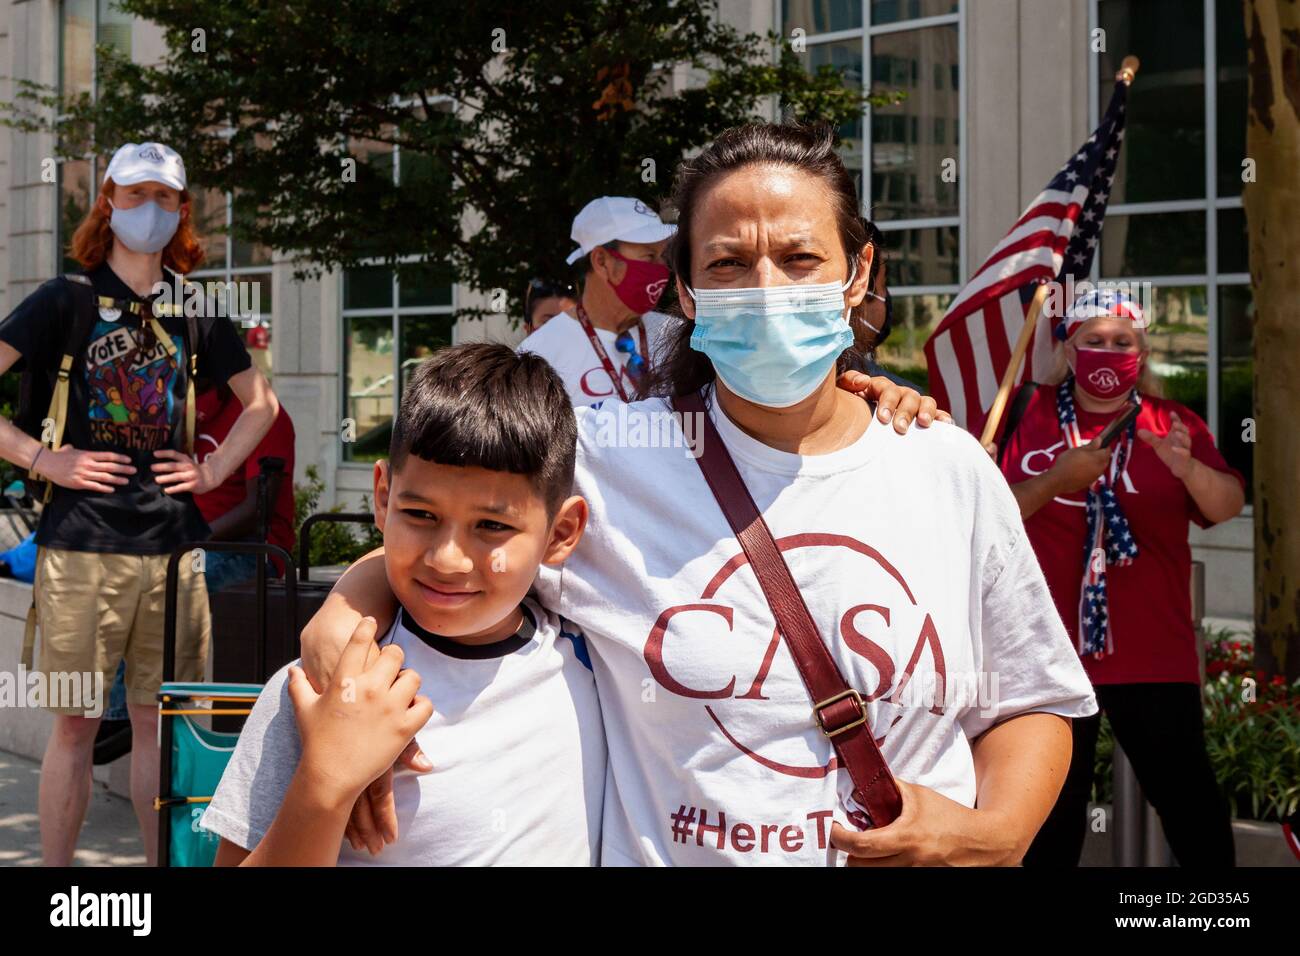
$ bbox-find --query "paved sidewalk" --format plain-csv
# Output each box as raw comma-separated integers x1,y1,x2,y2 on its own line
0,749,145,866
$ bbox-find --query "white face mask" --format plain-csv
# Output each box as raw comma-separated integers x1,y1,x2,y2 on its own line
684,268,857,408
107,198,180,254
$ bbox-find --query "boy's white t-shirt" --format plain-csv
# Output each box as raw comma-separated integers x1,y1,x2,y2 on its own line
518,310,676,406
201,598,605,866
534,390,1098,866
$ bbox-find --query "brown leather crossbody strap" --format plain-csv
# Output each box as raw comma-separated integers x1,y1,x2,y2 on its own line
673,390,903,829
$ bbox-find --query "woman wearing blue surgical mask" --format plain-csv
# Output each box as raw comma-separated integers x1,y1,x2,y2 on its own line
296,123,1096,867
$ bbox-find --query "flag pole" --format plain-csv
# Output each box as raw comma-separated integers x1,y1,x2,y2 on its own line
977,55,1141,450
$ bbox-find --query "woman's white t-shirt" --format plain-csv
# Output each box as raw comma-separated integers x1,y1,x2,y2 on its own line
535,390,1097,866
518,310,676,406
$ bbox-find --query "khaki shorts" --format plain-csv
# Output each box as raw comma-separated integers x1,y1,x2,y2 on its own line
33,546,211,716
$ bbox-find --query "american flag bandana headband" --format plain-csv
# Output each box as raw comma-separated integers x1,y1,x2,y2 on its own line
1057,378,1140,657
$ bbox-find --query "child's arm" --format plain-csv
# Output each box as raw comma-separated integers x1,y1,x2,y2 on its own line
300,547,397,691
240,618,433,866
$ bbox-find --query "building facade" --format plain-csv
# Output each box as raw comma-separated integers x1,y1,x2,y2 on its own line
0,0,1253,615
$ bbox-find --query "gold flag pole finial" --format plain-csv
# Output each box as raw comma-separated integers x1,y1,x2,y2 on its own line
1116,55,1140,85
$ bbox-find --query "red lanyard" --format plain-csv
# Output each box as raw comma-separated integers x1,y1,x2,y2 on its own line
575,304,648,403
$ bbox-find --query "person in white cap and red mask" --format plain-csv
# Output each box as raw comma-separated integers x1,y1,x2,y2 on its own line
996,287,1245,868
518,196,677,406
0,142,278,865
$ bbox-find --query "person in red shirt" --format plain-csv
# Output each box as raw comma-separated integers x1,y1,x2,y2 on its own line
194,380,296,587
998,288,1245,867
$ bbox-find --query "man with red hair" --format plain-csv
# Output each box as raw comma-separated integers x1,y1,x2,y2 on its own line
0,142,278,865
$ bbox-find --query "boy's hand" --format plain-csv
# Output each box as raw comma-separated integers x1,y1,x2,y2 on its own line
836,371,951,433
285,617,434,811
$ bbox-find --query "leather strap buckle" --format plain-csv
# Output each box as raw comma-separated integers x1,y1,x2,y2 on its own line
814,688,867,738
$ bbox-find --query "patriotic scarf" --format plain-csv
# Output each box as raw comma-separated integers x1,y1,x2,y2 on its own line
1057,377,1140,657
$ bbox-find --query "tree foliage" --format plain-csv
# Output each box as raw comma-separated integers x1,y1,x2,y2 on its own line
4,0,899,320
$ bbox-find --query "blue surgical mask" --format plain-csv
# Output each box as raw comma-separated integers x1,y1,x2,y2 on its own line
107,198,180,254
686,270,856,408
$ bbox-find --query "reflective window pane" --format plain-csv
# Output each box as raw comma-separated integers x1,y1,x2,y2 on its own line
874,292,954,393
1217,206,1247,274
97,0,132,57
1217,284,1253,500
399,315,455,395
1145,284,1208,423
232,192,272,267
798,39,864,195
879,225,960,286
870,25,959,221
344,267,393,311
190,188,227,270
1216,0,1248,198
61,0,94,101
398,263,454,308
1100,212,1207,277
783,0,863,35
1098,0,1205,203
59,159,92,275
344,316,395,463
871,0,958,25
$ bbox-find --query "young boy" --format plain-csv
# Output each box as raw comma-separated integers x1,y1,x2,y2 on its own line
202,343,603,865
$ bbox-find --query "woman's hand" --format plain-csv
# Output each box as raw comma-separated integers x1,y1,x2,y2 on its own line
152,448,220,495
829,780,1019,866
836,371,952,434
1138,411,1193,480
285,617,433,812
1049,437,1113,494
35,444,136,492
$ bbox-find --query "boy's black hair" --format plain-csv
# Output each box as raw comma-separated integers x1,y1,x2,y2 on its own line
389,343,577,515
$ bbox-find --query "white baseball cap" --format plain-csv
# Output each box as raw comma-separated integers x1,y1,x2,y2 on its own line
565,196,676,264
103,142,187,191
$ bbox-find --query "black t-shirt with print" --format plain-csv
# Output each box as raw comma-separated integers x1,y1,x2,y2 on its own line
0,263,253,554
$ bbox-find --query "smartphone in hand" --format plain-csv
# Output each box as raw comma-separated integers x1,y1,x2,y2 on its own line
1097,402,1140,448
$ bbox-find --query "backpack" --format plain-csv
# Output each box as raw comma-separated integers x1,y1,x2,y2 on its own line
17,272,201,502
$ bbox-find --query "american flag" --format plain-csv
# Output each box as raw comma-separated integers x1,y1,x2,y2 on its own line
924,78,1132,434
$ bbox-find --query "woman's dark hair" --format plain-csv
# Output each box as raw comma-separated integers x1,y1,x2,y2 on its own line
643,122,880,398
390,343,577,515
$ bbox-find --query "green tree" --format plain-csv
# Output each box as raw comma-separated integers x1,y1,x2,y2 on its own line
3,0,897,320
1244,0,1300,684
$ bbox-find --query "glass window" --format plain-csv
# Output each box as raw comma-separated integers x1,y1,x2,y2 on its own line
398,263,454,308
399,315,455,394
1217,207,1248,275
58,159,92,274
799,40,864,194
61,0,95,101
874,292,954,392
231,192,272,267
1100,212,1207,277
1145,284,1208,423
344,316,396,463
1097,0,1205,203
96,0,132,56
1216,0,1248,198
344,267,393,311
880,225,960,286
870,24,960,221
190,188,228,270
1217,285,1253,499
782,0,863,34
871,0,958,24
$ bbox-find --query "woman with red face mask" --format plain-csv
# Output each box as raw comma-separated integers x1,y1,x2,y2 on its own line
997,288,1245,867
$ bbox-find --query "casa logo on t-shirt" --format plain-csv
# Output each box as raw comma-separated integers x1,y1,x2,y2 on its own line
643,532,947,778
